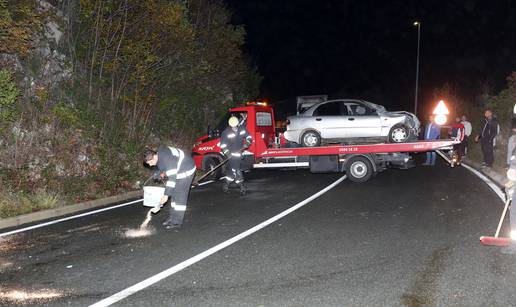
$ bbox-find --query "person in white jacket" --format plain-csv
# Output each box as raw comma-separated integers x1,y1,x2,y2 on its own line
461,115,472,156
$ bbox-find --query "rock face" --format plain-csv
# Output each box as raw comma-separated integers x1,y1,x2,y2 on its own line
1,0,71,104
0,1,99,187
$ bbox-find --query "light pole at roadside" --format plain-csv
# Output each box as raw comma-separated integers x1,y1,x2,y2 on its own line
413,21,421,115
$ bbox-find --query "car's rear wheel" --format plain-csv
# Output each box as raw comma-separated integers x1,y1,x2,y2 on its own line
301,130,321,147
388,125,410,143
345,155,373,183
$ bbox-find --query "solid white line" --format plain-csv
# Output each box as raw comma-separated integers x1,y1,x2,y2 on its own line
0,178,220,238
461,163,506,202
253,162,309,168
0,198,143,238
89,175,347,307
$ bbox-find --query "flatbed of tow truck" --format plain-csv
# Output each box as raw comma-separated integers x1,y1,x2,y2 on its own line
191,102,463,183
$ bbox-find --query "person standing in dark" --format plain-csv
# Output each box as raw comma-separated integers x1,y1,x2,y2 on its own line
475,109,499,167
461,115,472,156
450,116,464,157
423,115,440,166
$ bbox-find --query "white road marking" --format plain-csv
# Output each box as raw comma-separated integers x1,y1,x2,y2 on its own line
461,163,506,202
0,199,143,238
89,175,347,307
0,179,219,238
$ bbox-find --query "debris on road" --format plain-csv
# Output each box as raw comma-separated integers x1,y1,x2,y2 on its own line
124,208,156,238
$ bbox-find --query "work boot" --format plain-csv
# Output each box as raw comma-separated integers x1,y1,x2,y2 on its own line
222,181,230,194
162,218,181,230
239,183,247,196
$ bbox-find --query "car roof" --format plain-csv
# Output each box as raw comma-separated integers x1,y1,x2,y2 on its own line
304,99,375,113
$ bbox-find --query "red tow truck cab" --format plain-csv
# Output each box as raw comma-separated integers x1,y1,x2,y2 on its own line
191,102,463,183
191,102,278,174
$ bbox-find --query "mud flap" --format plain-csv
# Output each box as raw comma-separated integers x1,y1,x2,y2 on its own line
310,155,339,173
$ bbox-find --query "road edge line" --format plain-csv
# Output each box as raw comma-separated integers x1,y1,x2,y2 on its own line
0,197,143,238
461,162,506,202
89,175,347,307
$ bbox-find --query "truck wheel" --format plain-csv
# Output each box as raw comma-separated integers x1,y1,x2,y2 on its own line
301,130,321,147
388,125,409,143
345,156,373,183
203,156,223,180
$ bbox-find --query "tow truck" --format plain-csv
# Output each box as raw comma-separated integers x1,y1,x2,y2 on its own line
191,102,463,183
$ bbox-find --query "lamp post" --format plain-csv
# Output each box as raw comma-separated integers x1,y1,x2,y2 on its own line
413,21,421,115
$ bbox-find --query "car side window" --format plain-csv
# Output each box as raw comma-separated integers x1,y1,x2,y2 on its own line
314,102,348,116
349,103,376,116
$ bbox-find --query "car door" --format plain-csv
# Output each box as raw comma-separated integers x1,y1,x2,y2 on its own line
310,101,350,139
344,101,382,137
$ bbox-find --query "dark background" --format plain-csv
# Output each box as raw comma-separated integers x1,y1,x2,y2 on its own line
225,0,516,117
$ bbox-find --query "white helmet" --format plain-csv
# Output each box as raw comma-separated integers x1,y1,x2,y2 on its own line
228,116,239,128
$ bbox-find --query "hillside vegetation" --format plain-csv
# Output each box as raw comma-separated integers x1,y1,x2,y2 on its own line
0,0,260,217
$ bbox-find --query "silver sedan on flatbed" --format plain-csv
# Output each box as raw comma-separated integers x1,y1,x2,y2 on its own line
284,99,420,147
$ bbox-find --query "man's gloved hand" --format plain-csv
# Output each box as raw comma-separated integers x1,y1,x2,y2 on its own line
152,171,166,181
222,149,230,156
152,171,161,181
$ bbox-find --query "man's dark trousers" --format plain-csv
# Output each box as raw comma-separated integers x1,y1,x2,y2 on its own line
481,138,494,166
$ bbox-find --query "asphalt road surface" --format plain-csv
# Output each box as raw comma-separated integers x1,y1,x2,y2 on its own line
1,161,516,306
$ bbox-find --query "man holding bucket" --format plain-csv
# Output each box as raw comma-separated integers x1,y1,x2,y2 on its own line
143,147,196,230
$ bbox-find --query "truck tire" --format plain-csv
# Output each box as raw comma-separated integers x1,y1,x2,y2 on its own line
388,125,410,143
301,130,321,147
203,156,223,181
345,156,373,183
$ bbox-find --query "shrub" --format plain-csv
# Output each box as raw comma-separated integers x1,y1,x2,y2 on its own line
0,69,19,123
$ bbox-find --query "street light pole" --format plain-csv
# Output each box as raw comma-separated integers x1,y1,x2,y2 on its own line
413,21,421,115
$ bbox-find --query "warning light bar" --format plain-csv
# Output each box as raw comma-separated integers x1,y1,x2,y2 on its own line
246,101,268,106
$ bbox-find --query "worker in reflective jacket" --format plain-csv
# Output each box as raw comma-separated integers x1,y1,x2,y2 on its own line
219,116,253,195
143,147,196,229
504,118,516,254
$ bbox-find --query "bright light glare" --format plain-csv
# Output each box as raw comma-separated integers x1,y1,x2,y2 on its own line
413,21,419,26
511,230,516,240
433,100,450,115
513,103,516,115
434,114,447,125
124,227,155,238
0,289,63,302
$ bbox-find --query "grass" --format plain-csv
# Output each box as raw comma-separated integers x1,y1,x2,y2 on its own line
0,190,62,218
466,139,507,175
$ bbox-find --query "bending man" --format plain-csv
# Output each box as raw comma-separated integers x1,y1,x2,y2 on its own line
143,147,196,229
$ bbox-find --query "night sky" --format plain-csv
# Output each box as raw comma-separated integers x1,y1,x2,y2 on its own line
226,0,516,116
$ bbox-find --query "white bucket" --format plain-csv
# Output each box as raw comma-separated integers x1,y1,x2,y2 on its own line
143,186,165,207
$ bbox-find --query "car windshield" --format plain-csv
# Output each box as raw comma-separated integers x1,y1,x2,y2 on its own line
363,101,386,113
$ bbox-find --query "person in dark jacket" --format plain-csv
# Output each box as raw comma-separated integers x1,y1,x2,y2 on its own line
143,146,196,229
423,115,440,166
475,109,499,167
219,116,252,195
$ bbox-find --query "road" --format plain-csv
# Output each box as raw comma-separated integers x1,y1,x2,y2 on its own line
1,161,516,306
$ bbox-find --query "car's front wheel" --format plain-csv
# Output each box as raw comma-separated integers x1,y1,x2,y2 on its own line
301,130,321,147
388,125,410,143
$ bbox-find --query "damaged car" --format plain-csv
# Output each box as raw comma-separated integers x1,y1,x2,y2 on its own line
284,99,420,147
